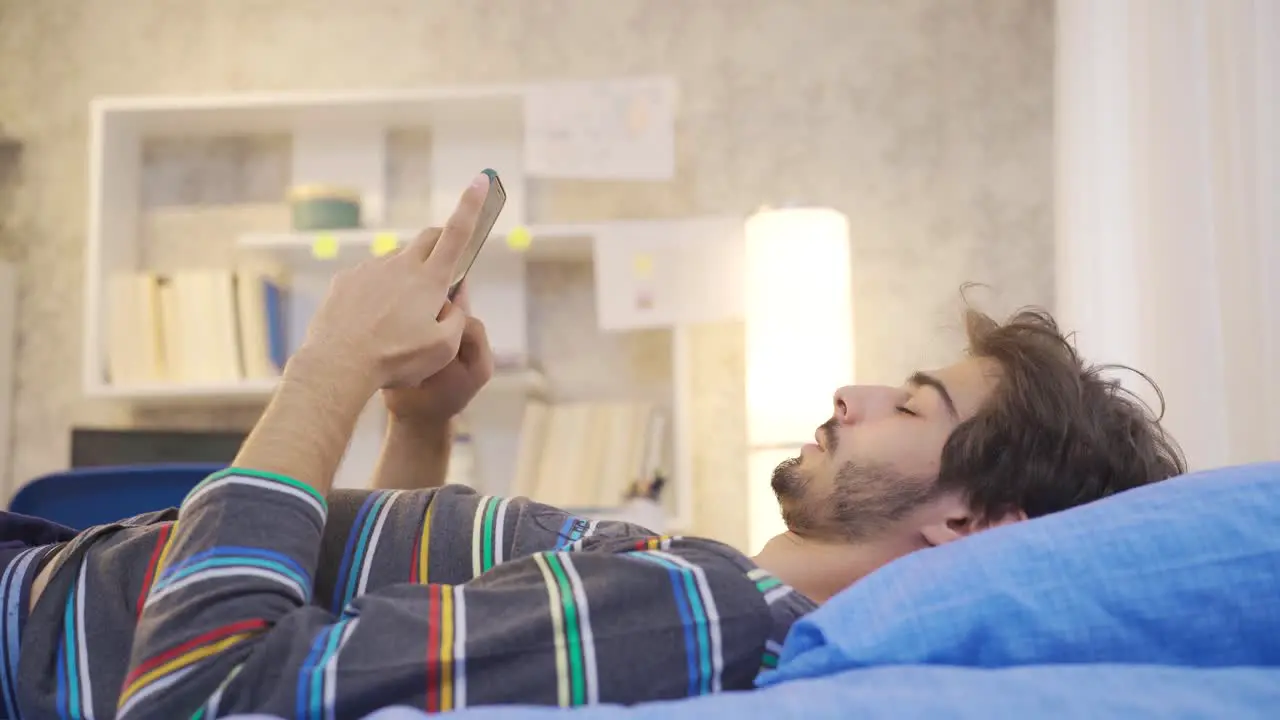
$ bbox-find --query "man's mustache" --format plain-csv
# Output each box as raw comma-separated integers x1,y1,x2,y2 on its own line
819,417,839,452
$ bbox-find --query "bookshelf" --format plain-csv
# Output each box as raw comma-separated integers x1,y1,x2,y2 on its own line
83,84,746,530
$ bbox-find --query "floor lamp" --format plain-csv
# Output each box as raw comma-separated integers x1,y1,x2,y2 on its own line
744,207,854,554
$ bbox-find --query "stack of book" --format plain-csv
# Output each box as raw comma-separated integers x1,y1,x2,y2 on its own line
105,269,288,385
510,400,667,509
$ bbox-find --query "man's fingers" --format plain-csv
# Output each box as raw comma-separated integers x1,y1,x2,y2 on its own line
451,281,473,314
435,301,468,357
424,173,490,281
459,315,488,354
404,227,443,263
459,316,494,380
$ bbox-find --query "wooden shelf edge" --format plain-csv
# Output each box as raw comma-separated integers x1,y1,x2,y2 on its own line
238,223,599,262
86,367,548,405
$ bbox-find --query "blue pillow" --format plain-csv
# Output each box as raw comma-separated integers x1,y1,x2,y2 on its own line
760,463,1280,686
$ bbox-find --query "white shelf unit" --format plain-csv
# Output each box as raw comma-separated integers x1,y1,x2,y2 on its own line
87,87,532,398
85,86,746,530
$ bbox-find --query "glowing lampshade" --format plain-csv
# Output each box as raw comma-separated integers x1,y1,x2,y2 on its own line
744,207,854,553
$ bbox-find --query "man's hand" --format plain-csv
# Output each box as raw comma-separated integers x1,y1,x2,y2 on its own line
382,281,495,429
232,174,490,496
297,172,490,393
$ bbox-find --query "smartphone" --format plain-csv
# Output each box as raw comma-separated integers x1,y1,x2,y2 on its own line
448,168,506,300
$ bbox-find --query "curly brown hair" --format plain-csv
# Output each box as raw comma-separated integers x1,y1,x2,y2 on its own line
937,307,1187,521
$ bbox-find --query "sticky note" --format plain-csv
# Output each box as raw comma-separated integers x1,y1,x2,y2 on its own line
311,233,339,260
506,225,533,252
371,232,399,257
632,253,653,278
628,99,650,134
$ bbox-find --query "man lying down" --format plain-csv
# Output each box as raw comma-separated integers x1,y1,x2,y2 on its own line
1,181,1185,719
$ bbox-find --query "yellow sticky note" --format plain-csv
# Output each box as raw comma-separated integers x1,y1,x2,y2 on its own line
506,225,533,252
371,232,399,257
632,253,654,278
311,233,339,260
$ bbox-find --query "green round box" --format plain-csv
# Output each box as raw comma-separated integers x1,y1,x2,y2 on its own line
288,185,362,230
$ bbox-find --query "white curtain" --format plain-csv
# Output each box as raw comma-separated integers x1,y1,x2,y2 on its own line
1056,0,1279,469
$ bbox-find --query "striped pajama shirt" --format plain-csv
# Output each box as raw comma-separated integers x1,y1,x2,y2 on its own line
6,469,815,719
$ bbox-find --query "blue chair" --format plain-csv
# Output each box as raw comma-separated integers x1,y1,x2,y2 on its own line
8,464,223,530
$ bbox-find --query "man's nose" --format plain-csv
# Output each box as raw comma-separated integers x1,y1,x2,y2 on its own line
832,385,898,425
832,385,861,425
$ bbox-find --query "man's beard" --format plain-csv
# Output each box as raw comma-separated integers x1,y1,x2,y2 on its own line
771,455,938,542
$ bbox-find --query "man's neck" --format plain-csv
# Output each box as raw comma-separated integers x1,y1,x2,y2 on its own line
752,531,917,604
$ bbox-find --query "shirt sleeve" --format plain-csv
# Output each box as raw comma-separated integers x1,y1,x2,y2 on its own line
119,467,329,719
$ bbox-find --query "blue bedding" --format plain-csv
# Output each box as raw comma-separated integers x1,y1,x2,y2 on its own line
341,664,1280,719
227,462,1280,718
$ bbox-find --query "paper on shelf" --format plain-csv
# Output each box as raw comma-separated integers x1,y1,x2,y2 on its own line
524,77,677,180
591,218,746,331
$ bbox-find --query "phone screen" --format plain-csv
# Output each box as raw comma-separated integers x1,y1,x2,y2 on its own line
448,169,506,298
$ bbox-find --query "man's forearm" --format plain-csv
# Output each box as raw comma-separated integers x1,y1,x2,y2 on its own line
371,418,453,490
127,348,372,719
232,348,376,496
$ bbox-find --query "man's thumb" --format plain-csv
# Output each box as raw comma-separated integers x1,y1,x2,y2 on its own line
435,301,468,356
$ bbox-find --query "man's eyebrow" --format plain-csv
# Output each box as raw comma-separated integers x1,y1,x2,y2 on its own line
908,371,959,420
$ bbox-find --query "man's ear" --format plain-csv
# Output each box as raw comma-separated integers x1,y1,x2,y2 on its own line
920,499,1028,548
979,506,1029,530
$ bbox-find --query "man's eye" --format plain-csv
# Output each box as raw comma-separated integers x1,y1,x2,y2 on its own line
895,406,918,417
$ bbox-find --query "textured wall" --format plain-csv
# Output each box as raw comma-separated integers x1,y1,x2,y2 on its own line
0,0,1053,547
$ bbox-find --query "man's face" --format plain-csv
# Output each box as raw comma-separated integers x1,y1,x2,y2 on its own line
771,356,1001,541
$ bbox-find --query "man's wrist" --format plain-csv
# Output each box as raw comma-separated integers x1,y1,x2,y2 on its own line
373,410,454,491
283,343,379,418
229,343,375,495
387,414,454,442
